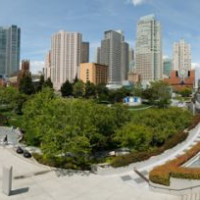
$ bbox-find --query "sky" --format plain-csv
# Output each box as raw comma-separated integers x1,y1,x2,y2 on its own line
0,0,199,73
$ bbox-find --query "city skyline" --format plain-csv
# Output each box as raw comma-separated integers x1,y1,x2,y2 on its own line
0,0,199,73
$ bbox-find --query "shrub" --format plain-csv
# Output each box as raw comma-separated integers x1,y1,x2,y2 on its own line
149,141,200,186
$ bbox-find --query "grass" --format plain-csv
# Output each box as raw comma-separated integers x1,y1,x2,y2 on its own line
128,104,152,111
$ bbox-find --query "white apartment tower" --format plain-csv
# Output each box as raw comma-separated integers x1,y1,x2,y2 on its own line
173,39,191,72
100,30,129,84
50,31,82,90
135,14,163,82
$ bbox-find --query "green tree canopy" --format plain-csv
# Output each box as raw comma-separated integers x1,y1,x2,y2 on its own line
19,74,35,95
60,80,73,97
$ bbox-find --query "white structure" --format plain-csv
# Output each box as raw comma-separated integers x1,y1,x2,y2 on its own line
135,14,163,82
124,96,142,106
173,39,191,72
50,31,82,90
100,30,129,84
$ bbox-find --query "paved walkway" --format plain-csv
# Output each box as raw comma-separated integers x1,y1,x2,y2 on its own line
0,147,180,200
2,124,200,200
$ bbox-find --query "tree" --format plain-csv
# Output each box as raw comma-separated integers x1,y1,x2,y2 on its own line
44,78,53,88
73,80,85,97
61,80,73,97
85,81,96,98
19,74,35,95
96,84,109,101
179,88,192,97
142,81,171,107
35,75,45,92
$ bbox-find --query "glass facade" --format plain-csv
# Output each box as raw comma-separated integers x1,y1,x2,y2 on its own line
163,58,172,77
0,25,20,77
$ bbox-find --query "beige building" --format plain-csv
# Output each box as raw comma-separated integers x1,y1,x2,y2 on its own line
135,14,163,83
173,39,191,72
80,63,108,85
50,31,82,90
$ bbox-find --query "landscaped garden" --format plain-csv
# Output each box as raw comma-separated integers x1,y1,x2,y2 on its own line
0,77,200,170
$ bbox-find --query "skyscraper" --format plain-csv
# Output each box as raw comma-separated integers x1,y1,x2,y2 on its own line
100,30,129,84
44,51,51,80
0,25,20,77
135,14,162,82
50,31,82,90
163,58,172,77
94,47,101,64
81,42,89,63
173,39,191,72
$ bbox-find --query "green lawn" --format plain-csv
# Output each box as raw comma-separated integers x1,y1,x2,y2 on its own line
128,104,152,111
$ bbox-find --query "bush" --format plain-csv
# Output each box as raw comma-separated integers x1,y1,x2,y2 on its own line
149,140,200,186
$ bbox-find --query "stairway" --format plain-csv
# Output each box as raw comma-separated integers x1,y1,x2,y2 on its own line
181,193,200,200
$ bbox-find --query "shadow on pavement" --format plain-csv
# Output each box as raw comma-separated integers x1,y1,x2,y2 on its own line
11,187,29,195
54,168,91,177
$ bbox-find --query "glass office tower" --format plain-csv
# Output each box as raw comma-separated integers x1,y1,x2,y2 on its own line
0,25,20,77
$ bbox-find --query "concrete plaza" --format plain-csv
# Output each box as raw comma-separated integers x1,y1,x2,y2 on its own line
0,147,180,200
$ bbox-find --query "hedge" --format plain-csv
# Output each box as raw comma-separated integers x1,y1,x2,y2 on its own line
111,131,188,167
149,140,200,186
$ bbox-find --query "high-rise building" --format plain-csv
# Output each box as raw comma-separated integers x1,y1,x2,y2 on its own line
50,31,82,90
80,63,108,85
135,14,162,82
173,39,191,73
17,60,31,85
0,25,20,77
163,58,172,77
94,47,101,64
44,51,51,80
128,47,134,63
81,42,89,63
100,30,129,84
121,41,129,81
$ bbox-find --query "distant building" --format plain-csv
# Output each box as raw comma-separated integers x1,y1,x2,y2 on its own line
50,31,82,90
81,42,89,63
44,51,51,80
128,47,134,63
100,30,129,84
164,70,194,91
80,63,108,85
163,58,172,77
173,39,191,72
0,25,20,77
94,47,101,64
17,60,31,85
135,14,162,82
128,72,141,84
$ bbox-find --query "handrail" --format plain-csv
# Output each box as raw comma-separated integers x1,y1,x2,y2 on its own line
134,168,149,183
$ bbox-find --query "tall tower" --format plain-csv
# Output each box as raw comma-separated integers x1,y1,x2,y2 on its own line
173,39,191,72
135,14,162,82
100,30,129,84
81,42,89,63
0,25,20,77
50,31,82,90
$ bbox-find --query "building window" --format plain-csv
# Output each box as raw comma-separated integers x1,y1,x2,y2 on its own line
86,69,89,81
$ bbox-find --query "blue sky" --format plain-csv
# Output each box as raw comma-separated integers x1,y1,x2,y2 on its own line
0,0,199,73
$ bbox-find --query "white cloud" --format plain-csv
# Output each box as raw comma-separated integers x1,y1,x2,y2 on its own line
126,0,147,6
192,62,200,70
30,61,44,74
163,55,169,59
